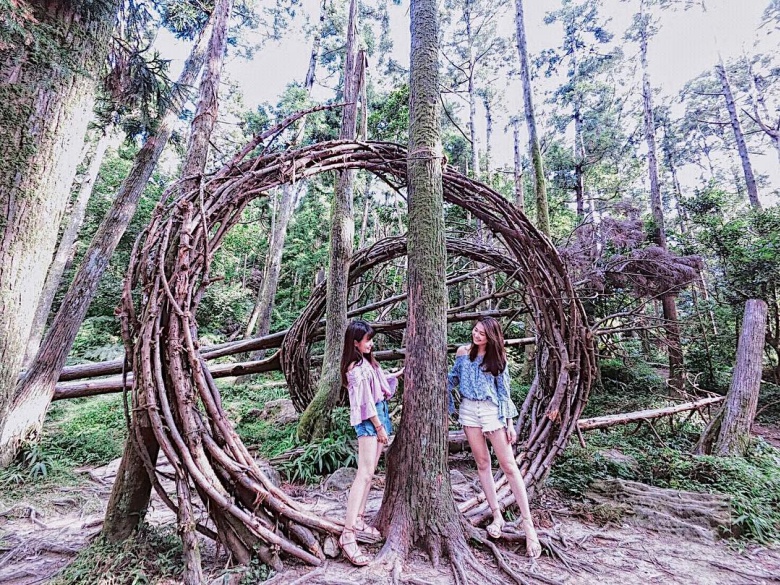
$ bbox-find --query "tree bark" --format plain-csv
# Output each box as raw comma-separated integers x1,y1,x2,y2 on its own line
375,0,473,567
24,126,117,365
0,0,120,462
242,184,296,358
573,91,585,217
713,299,768,456
483,94,493,182
0,0,223,467
103,404,160,541
716,61,762,210
638,6,684,394
297,0,361,441
514,0,550,235
512,117,525,211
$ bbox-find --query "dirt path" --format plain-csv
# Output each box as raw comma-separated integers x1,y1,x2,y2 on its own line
1,458,779,585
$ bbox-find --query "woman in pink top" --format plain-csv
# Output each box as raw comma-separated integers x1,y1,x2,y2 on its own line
338,320,403,566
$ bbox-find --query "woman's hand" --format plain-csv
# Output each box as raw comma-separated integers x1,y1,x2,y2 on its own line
390,367,404,379
506,423,517,445
377,427,389,445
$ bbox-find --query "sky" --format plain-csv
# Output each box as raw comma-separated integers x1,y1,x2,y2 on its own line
159,0,778,202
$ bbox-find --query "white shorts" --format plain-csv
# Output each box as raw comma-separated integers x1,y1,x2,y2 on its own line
459,398,505,433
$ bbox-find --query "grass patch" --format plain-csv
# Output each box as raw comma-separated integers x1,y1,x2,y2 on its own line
0,395,126,504
51,524,184,585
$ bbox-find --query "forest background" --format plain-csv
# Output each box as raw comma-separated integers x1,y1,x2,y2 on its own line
1,0,780,582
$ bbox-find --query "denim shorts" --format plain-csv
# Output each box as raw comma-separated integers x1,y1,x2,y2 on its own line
354,400,393,438
459,398,505,433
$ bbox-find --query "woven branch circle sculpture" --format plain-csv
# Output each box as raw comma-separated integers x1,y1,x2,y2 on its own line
119,138,596,566
281,235,529,412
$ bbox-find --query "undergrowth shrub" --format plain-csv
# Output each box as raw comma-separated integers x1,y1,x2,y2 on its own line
51,524,184,585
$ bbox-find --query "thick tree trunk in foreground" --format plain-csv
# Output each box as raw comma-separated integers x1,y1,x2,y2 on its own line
0,4,220,467
297,0,361,441
375,0,472,569
0,0,119,464
638,10,684,394
25,127,117,365
716,62,762,210
712,299,767,456
514,0,549,235
101,1,232,555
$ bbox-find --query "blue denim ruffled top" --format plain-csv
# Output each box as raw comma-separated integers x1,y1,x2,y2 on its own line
447,353,519,422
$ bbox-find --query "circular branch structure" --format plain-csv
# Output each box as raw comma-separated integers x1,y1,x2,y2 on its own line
280,235,528,412
118,139,596,566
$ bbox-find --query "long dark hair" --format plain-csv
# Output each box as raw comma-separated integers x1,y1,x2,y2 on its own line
340,320,379,389
469,316,507,377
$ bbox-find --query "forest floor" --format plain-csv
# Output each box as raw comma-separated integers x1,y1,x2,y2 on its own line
1,445,779,585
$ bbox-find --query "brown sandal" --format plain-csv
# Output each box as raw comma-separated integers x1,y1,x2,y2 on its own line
521,518,542,558
486,508,505,539
355,516,382,540
339,528,370,566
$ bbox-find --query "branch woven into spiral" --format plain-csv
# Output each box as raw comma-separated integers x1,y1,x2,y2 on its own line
280,236,528,412
119,138,596,566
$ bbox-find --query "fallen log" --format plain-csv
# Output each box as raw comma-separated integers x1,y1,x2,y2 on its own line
55,309,521,383
54,338,538,400
577,396,724,431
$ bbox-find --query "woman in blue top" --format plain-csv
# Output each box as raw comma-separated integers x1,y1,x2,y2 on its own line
448,317,542,557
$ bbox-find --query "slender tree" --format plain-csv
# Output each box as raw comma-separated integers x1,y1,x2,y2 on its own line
514,0,550,234
0,0,121,453
715,60,762,209
0,0,224,466
102,0,233,543
297,0,362,440
24,126,118,365
629,2,684,393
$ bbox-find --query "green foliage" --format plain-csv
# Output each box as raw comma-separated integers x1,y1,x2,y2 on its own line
585,355,667,417
278,434,358,484
51,524,184,585
43,395,127,466
0,396,125,498
70,316,124,363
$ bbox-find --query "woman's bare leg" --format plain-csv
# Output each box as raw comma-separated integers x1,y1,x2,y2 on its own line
344,436,379,529
487,429,542,557
357,440,384,526
463,425,504,532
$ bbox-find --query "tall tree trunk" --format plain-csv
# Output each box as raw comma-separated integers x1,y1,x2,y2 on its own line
573,94,585,218
715,299,768,455
514,0,550,235
244,184,296,357
716,61,762,209
0,0,120,458
101,0,233,547
0,0,225,467
297,0,361,441
237,0,326,370
512,117,525,211
24,126,117,365
638,7,684,394
375,0,471,565
696,299,768,456
465,5,479,180
483,93,493,182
